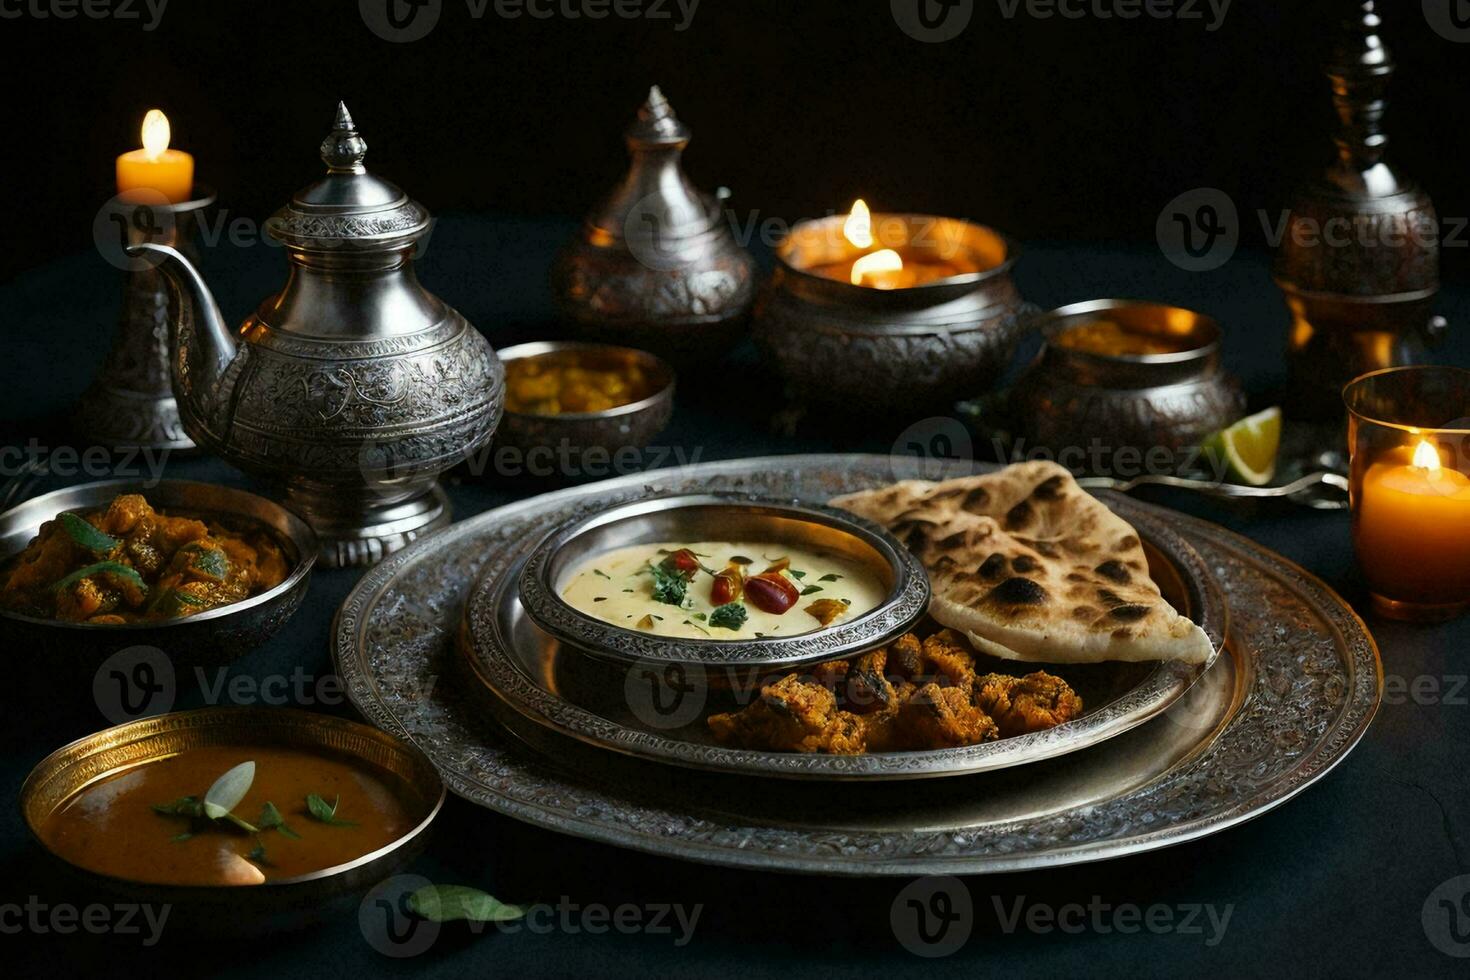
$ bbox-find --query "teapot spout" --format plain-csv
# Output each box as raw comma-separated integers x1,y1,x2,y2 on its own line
126,243,238,435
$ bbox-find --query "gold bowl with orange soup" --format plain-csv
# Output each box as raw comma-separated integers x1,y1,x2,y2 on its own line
21,707,444,933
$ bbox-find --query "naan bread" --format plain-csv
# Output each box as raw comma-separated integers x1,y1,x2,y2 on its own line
832,461,1214,665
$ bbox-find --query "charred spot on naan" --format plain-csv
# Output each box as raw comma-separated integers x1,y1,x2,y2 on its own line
986,576,1049,608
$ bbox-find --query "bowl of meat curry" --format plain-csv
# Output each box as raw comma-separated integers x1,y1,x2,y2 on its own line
0,479,316,663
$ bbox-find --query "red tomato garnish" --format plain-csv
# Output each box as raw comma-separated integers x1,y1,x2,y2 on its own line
711,564,745,605
662,549,700,576
744,572,799,614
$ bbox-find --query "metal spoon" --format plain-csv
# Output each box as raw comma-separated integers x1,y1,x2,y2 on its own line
1077,470,1350,510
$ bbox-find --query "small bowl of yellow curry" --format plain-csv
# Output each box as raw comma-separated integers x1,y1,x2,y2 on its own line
494,341,675,474
0,479,316,664
22,707,444,934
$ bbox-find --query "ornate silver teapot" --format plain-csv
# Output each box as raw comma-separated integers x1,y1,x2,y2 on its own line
132,104,504,567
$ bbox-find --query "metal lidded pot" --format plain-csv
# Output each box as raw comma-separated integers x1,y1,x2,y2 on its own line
128,104,505,567
551,86,757,363
1009,299,1245,464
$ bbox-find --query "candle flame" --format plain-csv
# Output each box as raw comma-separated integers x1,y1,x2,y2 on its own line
843,199,874,250
1412,438,1442,472
140,109,171,161
851,248,904,286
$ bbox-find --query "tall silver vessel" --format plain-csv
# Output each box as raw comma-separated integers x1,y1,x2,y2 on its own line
133,103,505,567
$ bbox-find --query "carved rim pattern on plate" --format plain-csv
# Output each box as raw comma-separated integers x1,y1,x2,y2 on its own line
332,454,1382,876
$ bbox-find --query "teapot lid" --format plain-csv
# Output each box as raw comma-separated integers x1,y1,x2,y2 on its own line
267,102,431,250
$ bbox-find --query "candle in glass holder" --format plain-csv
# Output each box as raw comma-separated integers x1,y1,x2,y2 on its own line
116,109,194,203
1345,365,1470,621
1354,437,1470,605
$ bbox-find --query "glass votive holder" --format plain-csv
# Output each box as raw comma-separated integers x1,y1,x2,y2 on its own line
1343,366,1470,622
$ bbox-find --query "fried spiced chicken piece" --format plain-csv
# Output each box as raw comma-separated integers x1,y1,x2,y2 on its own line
920,629,978,691
973,671,1084,737
706,674,867,754
897,682,999,748
705,631,1082,755
843,649,896,716
885,632,925,683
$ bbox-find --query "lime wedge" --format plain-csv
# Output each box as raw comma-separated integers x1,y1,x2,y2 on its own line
1203,407,1281,486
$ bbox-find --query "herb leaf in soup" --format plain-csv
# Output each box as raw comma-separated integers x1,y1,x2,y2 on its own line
152,795,204,818
306,793,358,827
59,512,119,553
407,885,529,924
818,573,843,582
257,801,301,839
800,585,823,596
649,562,690,606
709,602,748,631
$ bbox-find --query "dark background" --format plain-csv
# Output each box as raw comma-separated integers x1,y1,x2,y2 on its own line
2,3,1470,977
2,0,1469,282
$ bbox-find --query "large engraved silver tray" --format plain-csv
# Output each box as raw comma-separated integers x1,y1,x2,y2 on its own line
333,455,1382,875
464,498,1224,780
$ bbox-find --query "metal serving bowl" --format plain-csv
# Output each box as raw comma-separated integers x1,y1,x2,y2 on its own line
20,706,444,935
1009,299,1246,462
753,213,1030,415
517,493,931,668
494,342,676,473
0,479,316,665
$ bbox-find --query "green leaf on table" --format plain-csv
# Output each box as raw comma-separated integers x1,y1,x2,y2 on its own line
406,885,529,924
51,561,145,593
59,512,119,553
306,793,358,827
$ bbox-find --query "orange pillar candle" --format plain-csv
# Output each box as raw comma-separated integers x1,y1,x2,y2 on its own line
115,109,194,203
1354,439,1470,605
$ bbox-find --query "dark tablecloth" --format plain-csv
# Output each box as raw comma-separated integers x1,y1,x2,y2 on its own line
2,216,1466,977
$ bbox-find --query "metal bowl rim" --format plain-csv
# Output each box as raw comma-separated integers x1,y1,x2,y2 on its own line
518,492,932,668
1036,298,1222,366
775,212,1021,292
497,340,677,422
0,478,318,632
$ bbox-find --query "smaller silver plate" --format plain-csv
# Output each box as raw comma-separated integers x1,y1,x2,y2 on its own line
517,493,931,668
468,499,1225,780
